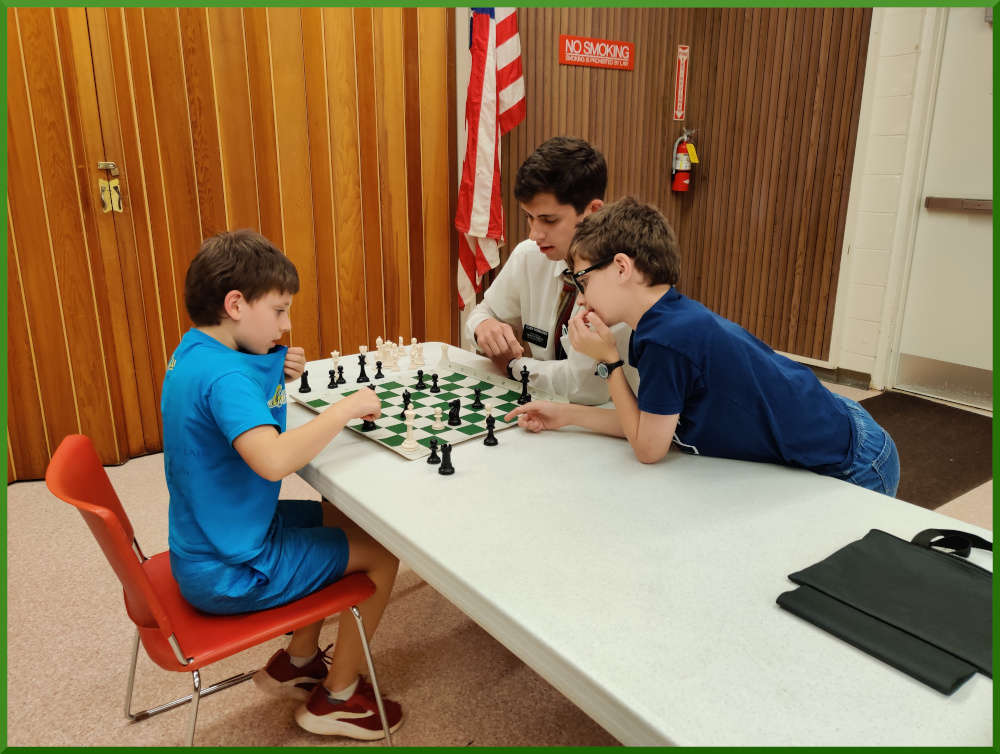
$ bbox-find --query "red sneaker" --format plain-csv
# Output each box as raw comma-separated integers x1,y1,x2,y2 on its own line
252,645,331,701
295,676,404,740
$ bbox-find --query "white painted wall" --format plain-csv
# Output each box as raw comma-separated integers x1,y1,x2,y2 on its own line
833,7,992,387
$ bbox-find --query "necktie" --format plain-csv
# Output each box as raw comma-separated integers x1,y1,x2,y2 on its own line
553,280,577,360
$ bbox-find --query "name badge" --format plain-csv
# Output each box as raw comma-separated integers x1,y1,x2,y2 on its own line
522,324,549,348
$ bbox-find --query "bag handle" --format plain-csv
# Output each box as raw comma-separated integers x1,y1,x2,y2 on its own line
912,529,993,559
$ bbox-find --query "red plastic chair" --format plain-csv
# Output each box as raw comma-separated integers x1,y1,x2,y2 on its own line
45,435,393,746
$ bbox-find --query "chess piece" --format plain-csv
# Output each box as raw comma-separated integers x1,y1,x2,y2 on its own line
429,373,440,393
336,365,346,385
412,341,424,367
401,408,418,451
438,442,454,475
448,399,461,426
399,336,404,348
431,406,445,430
330,350,340,371
328,369,337,389
483,414,498,446
427,437,441,464
356,351,369,383
374,361,384,379
438,343,450,370
298,370,311,393
471,388,484,410
517,365,531,405
361,416,377,432
415,369,427,390
398,390,412,420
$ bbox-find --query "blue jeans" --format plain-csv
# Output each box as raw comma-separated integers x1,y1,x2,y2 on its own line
823,394,900,497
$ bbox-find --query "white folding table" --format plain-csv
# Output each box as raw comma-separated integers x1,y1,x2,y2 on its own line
288,343,993,745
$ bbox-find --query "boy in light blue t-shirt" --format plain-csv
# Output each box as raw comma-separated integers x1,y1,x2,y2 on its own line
162,230,403,739
507,198,899,496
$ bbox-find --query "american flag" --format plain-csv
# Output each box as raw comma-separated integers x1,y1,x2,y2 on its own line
455,8,526,309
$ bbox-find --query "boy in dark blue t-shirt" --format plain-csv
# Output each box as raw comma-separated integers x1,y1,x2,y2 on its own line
507,198,899,496
162,230,403,738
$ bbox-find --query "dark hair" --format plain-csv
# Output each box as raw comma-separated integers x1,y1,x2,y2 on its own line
514,136,607,213
570,197,681,286
184,229,299,326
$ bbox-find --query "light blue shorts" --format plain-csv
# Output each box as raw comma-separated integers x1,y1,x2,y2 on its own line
823,394,900,497
171,499,350,615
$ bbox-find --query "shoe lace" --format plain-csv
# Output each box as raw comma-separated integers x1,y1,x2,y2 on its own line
317,643,334,667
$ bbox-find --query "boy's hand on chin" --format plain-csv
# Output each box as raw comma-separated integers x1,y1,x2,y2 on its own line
569,308,620,363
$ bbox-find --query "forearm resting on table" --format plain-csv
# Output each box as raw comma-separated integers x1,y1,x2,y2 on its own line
233,405,355,482
607,370,676,464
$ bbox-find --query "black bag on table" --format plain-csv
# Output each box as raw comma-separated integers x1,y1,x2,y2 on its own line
777,528,993,695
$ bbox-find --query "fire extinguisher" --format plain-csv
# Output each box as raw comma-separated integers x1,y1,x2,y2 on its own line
671,131,696,192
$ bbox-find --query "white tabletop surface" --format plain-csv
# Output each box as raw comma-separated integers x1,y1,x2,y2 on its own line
289,343,994,746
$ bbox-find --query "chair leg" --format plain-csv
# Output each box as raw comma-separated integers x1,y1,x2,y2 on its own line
187,669,201,746
124,628,142,720
351,605,393,746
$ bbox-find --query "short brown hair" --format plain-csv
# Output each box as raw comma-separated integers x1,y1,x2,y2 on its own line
514,137,607,213
570,197,681,285
184,230,299,326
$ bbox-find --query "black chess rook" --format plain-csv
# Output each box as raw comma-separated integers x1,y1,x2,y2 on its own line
438,442,454,475
298,370,311,393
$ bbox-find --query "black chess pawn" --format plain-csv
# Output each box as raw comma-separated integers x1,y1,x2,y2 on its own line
427,437,441,465
374,360,384,379
517,365,531,405
483,414,498,446
447,399,461,426
356,353,369,383
429,373,440,393
361,416,377,431
438,442,454,475
336,365,346,385
470,387,484,410
298,370,311,393
415,369,427,390
398,389,412,420
328,369,338,389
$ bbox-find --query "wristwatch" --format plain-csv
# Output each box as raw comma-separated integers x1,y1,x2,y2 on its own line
594,359,625,379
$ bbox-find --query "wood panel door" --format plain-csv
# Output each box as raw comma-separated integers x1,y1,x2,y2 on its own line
7,7,457,481
501,8,871,361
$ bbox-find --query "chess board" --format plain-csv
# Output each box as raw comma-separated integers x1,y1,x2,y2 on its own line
290,364,558,460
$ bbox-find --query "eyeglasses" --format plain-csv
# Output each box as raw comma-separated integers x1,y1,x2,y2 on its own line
560,255,616,294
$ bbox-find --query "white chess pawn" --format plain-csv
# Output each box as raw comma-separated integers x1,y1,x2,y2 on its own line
375,336,383,352
398,336,404,348
411,337,417,348
431,406,445,431
401,408,418,451
412,342,424,367
438,343,450,370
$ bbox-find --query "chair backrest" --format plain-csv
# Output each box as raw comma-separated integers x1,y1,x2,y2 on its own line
45,435,175,636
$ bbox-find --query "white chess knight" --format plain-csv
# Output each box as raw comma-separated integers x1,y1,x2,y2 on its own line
431,406,445,431
401,408,418,451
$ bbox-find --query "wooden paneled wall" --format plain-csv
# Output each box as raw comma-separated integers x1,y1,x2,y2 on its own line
500,7,871,362
6,7,457,481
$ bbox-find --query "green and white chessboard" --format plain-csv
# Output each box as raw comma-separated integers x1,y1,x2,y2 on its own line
290,365,557,460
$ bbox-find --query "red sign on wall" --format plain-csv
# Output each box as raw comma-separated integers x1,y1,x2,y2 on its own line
559,34,634,70
673,44,690,120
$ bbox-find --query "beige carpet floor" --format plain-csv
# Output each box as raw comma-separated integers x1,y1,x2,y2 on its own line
6,456,618,747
